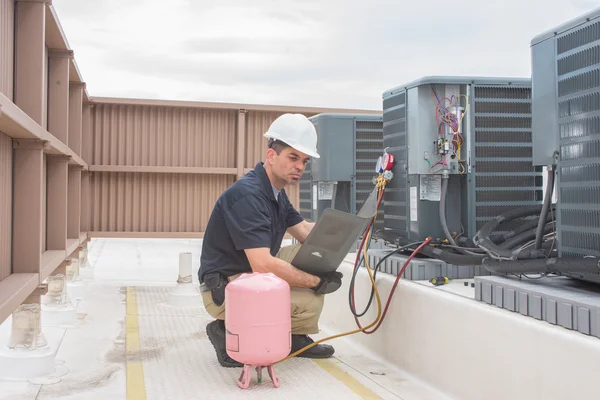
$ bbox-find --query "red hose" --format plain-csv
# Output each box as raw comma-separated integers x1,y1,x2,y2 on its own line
362,237,432,334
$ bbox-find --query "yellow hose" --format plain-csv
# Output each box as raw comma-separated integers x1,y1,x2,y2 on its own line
276,188,385,364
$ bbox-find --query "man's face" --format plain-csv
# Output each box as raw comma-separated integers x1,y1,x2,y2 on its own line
267,146,310,187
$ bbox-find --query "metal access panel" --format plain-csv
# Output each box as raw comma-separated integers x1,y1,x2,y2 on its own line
550,10,600,284
382,88,408,234
383,77,542,240
475,275,600,338
299,114,384,225
299,159,313,221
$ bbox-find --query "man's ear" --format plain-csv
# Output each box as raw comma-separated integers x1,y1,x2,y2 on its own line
266,148,277,165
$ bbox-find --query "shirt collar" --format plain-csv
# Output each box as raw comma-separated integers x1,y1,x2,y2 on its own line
254,162,279,202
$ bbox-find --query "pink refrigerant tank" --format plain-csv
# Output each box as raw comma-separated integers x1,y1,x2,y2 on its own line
225,272,291,389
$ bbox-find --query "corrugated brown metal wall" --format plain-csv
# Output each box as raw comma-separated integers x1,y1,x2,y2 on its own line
90,172,234,233
0,133,11,280
0,0,13,100
245,111,282,169
92,104,238,167
88,104,329,234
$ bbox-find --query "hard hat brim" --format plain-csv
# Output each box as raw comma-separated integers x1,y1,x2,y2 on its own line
264,133,320,158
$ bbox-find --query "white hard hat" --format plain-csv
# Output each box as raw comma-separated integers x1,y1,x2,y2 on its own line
264,114,320,158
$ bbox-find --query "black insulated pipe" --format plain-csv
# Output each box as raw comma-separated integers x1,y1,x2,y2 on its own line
500,222,554,251
535,167,556,250
376,229,484,266
473,205,547,260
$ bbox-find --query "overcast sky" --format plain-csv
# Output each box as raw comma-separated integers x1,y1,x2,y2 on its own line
53,0,598,110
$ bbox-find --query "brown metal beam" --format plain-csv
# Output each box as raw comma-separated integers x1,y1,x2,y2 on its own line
68,167,81,240
12,140,45,274
46,155,69,251
81,104,92,163
69,84,84,156
90,96,382,115
236,109,247,179
88,165,237,175
15,0,47,125
89,231,206,239
47,50,71,145
80,171,91,232
0,94,44,140
0,273,39,324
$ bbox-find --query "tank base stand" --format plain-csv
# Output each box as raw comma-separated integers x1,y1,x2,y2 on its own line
237,364,279,389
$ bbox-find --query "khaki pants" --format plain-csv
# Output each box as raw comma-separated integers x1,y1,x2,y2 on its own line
201,244,324,335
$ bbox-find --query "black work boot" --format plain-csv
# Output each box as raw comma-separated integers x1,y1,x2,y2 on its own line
206,320,243,368
290,334,335,358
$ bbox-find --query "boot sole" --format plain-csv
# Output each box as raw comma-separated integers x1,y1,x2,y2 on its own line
206,322,243,368
294,351,335,359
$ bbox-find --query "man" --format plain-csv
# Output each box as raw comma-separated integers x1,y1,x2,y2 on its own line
198,113,343,368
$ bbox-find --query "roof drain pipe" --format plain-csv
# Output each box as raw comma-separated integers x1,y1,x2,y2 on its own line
535,166,556,250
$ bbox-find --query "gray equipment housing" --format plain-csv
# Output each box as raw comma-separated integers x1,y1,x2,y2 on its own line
299,114,384,230
382,76,543,241
530,8,600,283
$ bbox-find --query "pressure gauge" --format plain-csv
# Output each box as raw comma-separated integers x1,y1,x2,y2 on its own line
382,153,394,171
375,156,383,173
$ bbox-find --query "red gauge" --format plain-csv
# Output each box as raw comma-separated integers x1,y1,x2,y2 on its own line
382,153,394,170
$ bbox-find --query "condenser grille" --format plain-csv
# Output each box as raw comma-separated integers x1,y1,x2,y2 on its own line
557,17,600,258
557,45,600,75
355,119,384,229
472,85,543,234
474,87,531,99
557,68,600,97
383,90,407,233
560,116,600,139
557,20,600,54
475,131,532,143
299,159,312,220
474,102,531,114
558,91,600,117
476,175,543,188
475,146,532,158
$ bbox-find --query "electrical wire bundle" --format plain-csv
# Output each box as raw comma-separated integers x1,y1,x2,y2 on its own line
430,86,468,174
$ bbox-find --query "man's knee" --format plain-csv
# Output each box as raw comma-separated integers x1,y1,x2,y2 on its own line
276,244,302,263
202,290,225,320
291,288,324,316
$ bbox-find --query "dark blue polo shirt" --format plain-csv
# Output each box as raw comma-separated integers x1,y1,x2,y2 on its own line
198,162,304,282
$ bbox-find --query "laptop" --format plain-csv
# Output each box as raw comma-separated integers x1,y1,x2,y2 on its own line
290,188,378,276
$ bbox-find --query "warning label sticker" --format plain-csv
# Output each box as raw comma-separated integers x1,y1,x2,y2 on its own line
420,175,442,201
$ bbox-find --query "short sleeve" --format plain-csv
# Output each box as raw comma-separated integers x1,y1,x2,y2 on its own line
223,196,272,250
285,196,304,228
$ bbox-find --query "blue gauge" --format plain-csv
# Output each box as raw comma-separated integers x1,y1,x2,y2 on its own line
376,156,383,173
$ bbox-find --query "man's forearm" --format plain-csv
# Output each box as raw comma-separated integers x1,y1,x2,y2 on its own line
264,257,320,289
298,221,316,243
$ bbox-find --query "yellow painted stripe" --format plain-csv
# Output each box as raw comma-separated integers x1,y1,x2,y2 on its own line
126,287,147,400
313,359,382,399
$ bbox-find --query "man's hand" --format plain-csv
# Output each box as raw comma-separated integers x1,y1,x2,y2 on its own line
311,271,343,294
245,247,321,289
